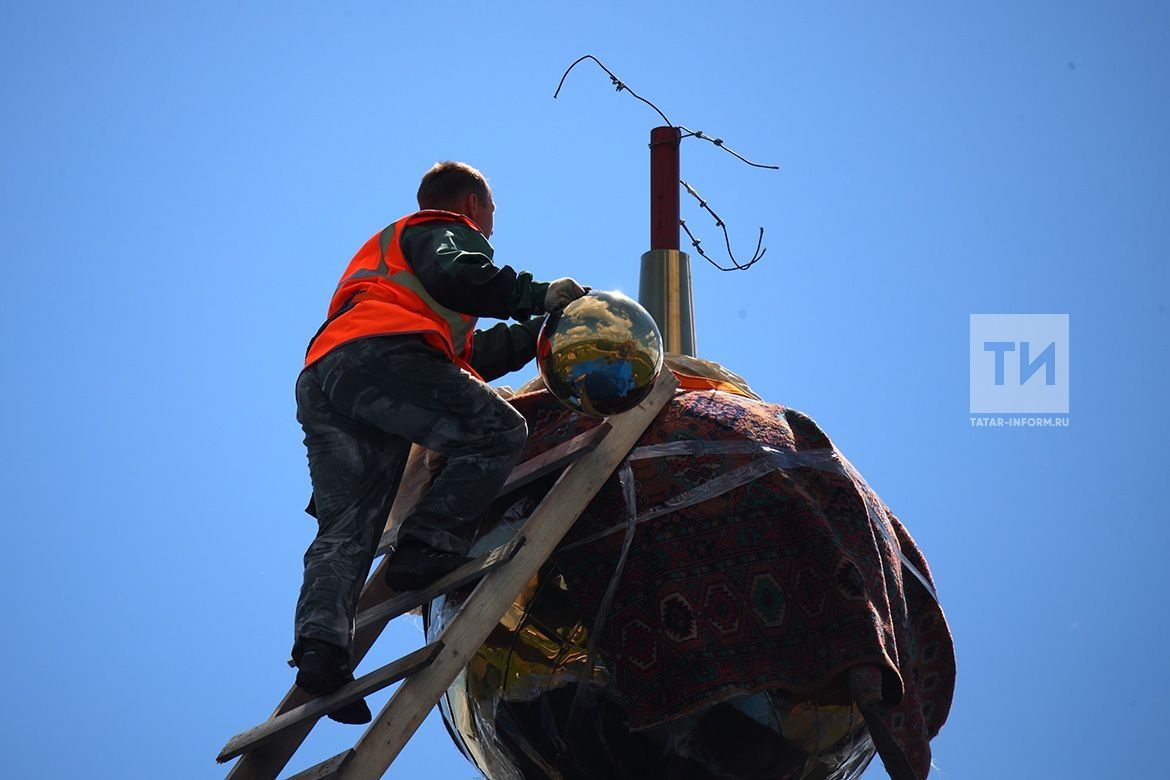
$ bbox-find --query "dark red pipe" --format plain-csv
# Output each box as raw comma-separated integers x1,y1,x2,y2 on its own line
649,125,680,251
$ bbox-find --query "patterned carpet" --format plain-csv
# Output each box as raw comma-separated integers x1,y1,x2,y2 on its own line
507,386,955,780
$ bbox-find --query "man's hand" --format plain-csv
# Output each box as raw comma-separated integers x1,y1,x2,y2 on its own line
544,278,589,312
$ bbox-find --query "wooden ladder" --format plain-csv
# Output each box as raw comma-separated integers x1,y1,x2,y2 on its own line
217,372,678,779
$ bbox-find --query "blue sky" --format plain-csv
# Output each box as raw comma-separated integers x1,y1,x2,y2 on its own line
1,2,1167,778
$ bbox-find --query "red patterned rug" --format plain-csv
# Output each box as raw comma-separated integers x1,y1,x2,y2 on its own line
507,387,955,779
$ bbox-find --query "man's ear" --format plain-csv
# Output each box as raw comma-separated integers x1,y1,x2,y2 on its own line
463,190,480,216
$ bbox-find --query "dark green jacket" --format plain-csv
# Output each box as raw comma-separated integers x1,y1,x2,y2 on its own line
401,220,550,382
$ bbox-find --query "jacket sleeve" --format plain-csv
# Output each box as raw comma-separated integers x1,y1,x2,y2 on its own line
468,317,545,382
402,221,550,320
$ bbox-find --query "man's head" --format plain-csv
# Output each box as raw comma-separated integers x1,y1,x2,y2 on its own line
416,161,495,237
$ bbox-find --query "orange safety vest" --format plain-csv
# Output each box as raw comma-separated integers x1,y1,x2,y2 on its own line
305,210,483,377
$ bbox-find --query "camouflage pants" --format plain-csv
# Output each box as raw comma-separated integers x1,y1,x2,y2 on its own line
292,335,528,657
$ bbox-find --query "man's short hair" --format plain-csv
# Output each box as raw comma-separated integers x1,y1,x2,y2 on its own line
417,161,489,210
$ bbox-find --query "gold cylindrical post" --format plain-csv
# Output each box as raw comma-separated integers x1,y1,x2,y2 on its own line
639,248,696,356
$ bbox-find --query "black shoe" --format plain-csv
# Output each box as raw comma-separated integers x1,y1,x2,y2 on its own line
293,638,372,725
323,697,372,725
384,541,474,593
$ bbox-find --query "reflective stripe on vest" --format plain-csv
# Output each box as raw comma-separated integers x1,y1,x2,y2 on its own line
344,220,474,351
304,210,481,370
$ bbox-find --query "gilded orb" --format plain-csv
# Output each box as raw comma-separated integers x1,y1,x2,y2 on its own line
537,291,664,417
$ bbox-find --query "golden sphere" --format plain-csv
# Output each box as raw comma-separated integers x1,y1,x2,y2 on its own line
536,291,664,417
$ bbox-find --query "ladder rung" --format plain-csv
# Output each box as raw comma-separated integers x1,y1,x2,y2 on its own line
218,643,442,764
355,539,522,633
284,539,520,670
498,422,611,495
373,423,610,557
282,750,352,780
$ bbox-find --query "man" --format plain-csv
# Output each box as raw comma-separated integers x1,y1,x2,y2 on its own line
291,162,588,723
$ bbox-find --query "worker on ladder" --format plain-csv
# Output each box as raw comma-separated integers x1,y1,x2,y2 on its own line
292,161,588,724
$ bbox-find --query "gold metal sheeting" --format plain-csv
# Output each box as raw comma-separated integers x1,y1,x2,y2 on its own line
432,567,604,706
780,700,871,762
638,249,695,356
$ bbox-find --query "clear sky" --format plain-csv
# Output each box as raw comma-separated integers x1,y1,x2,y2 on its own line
1,2,1167,778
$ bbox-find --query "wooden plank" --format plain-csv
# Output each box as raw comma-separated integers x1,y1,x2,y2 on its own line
498,422,611,495
354,539,522,633
372,424,610,557
283,750,352,780
336,372,678,779
218,643,442,764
